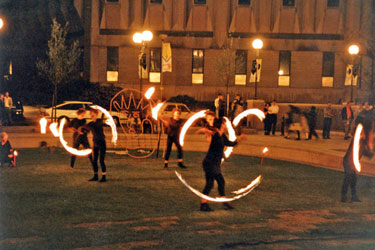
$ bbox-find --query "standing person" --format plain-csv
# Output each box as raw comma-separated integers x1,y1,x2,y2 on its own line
162,108,187,169
0,132,13,167
86,109,107,182
197,115,245,212
214,94,221,117
68,108,93,169
263,103,271,135
306,106,319,140
323,102,334,139
342,101,353,140
0,94,4,126
3,92,13,126
268,100,279,135
231,94,244,134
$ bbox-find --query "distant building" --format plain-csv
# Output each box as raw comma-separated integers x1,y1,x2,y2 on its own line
74,0,375,104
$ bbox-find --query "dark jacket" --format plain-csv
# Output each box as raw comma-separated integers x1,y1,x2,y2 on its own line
341,106,353,120
0,141,12,163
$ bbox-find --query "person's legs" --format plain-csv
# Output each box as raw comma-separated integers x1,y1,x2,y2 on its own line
89,146,99,181
164,137,173,168
327,118,332,138
70,139,81,168
271,115,277,135
201,171,215,211
99,143,107,182
174,137,186,168
323,118,328,138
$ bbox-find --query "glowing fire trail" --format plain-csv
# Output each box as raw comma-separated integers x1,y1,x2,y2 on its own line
224,117,237,159
175,171,262,202
40,117,47,134
151,102,165,120
179,110,208,146
49,122,59,137
90,105,118,145
353,123,363,172
145,87,155,100
232,108,265,127
59,118,92,156
261,147,269,165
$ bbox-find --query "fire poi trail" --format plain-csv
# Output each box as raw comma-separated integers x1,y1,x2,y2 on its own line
353,123,363,172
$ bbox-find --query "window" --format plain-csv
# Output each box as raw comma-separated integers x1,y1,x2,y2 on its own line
235,50,247,85
150,0,162,3
107,0,119,2
283,0,295,6
278,51,291,86
327,0,339,7
238,0,250,5
322,52,334,87
178,105,190,113
58,104,84,110
194,0,206,4
149,48,161,83
107,47,119,82
192,49,204,84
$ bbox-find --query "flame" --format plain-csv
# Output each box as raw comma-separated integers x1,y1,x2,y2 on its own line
263,147,269,154
179,110,207,146
232,108,265,127
224,117,236,158
13,150,18,157
152,102,165,120
49,123,59,137
40,117,47,134
145,87,155,100
175,171,262,202
59,118,92,156
353,123,363,172
90,105,118,145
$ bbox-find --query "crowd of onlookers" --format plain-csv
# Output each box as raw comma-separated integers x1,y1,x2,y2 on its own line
213,93,373,141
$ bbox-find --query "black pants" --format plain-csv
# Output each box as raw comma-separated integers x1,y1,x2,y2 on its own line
269,114,277,135
202,172,225,196
322,118,332,138
92,141,106,173
308,125,319,139
341,170,358,199
70,136,93,168
165,135,183,160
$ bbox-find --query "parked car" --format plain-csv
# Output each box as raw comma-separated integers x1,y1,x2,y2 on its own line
159,102,195,120
41,101,125,125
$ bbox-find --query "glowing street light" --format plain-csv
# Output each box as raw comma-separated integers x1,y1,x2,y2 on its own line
252,38,263,99
348,44,360,102
0,18,4,30
133,30,153,94
142,30,153,42
132,33,143,44
252,39,263,50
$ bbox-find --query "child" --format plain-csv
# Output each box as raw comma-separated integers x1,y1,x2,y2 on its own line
0,132,13,167
161,108,186,169
197,113,245,212
68,108,93,169
86,109,107,182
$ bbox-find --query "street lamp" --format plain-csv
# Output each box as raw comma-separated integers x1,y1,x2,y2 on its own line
348,44,359,102
0,17,4,30
252,39,263,99
133,30,153,94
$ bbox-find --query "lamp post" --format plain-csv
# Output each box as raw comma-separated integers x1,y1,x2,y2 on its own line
252,39,263,99
133,30,153,94
348,44,359,102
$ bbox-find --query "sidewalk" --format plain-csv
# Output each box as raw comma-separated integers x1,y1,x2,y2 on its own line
2,126,375,177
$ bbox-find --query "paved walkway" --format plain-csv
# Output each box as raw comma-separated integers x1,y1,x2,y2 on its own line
2,126,375,177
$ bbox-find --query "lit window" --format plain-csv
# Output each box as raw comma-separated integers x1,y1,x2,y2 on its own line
192,49,204,84
235,50,247,85
322,52,334,87
238,0,250,5
107,47,119,82
327,0,339,7
149,48,161,83
283,0,295,6
194,0,206,4
278,51,291,86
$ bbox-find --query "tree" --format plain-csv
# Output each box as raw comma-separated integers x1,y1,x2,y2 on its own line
36,18,81,121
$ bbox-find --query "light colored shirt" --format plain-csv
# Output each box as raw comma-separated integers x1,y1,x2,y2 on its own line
4,96,12,108
268,104,279,114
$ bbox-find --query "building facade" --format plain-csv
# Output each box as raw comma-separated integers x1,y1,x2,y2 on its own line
74,0,375,104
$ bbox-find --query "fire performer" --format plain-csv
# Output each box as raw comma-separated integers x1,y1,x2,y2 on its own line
197,113,245,211
161,108,187,169
341,121,374,203
68,108,93,169
86,109,107,182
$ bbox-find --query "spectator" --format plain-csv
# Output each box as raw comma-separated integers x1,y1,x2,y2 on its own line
0,132,13,167
341,101,353,140
268,100,279,135
3,92,13,126
323,102,334,139
0,93,4,126
285,105,301,140
355,102,374,142
263,103,271,135
306,106,319,140
231,94,244,134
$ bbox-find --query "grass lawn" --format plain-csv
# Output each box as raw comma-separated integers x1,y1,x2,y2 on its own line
1,148,375,249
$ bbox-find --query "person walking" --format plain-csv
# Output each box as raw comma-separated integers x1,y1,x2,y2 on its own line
306,106,319,140
3,92,13,126
68,108,93,169
342,102,353,140
268,100,279,135
322,102,334,139
86,109,107,182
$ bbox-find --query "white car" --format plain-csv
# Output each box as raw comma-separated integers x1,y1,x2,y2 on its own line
159,102,195,120
41,101,124,125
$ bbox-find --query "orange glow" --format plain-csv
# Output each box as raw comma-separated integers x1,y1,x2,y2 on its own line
59,118,92,156
13,150,18,157
179,110,207,146
176,171,262,202
224,117,236,159
152,102,165,120
353,123,363,172
263,147,269,154
49,123,59,137
233,109,265,127
90,105,118,145
145,87,155,100
40,117,47,134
